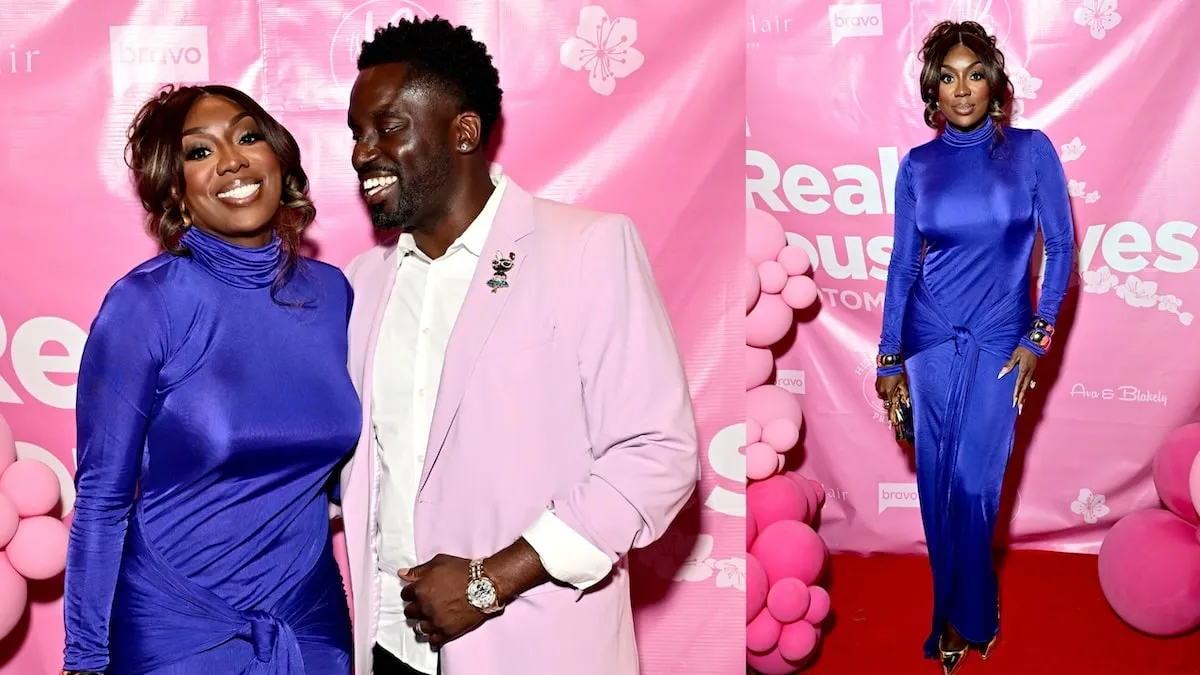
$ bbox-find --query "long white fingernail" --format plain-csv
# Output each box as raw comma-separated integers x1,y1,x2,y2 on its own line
1019,404,1023,414
998,370,1005,379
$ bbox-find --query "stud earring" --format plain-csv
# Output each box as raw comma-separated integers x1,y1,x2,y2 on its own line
460,143,469,151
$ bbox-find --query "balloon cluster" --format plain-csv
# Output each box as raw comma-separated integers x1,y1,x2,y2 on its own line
1097,422,1200,636
744,209,830,673
0,413,69,639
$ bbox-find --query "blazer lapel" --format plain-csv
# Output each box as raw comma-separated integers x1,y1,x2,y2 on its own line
348,245,401,497
419,182,536,492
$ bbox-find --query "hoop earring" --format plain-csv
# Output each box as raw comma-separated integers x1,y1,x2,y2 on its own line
180,205,192,227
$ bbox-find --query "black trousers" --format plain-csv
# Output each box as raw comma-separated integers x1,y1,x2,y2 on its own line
373,643,439,675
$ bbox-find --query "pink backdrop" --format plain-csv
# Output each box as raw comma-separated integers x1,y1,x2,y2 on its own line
748,0,1200,556
0,1,744,672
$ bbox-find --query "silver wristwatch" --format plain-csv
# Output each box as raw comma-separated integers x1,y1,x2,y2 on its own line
465,558,504,614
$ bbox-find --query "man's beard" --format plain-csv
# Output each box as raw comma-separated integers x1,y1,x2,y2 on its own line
368,149,454,233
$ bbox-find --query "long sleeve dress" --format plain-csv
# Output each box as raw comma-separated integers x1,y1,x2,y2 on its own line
63,226,362,674
876,117,1075,656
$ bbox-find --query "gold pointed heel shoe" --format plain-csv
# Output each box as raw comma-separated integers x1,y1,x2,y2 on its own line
939,642,969,675
979,635,998,660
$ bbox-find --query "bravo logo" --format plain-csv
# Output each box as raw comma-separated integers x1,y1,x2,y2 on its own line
109,26,209,98
0,313,87,410
747,148,1200,290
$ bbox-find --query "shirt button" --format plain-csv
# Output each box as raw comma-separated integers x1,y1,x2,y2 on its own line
422,328,431,336
418,389,425,397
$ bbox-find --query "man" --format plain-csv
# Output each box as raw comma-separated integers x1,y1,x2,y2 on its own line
338,17,700,675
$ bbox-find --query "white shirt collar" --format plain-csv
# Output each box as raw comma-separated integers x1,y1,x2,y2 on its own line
396,174,508,262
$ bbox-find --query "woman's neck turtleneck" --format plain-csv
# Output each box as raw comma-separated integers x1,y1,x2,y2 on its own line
180,226,282,289
942,115,996,148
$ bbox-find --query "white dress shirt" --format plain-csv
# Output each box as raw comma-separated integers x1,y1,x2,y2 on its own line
371,175,613,673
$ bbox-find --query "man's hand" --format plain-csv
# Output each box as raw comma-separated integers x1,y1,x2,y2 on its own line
400,540,553,649
400,554,486,650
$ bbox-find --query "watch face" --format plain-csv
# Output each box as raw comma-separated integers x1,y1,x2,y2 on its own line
466,578,497,609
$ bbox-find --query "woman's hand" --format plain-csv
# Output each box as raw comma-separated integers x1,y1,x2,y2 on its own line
1000,345,1039,413
875,372,910,427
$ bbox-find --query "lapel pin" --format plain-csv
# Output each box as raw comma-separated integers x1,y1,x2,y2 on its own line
487,251,516,293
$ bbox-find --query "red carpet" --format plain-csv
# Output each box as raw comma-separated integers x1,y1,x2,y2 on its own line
802,551,1200,674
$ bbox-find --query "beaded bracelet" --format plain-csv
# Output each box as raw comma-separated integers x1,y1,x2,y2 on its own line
1026,317,1054,352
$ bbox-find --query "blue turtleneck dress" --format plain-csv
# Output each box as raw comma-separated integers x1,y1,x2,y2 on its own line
876,118,1075,656
63,227,362,674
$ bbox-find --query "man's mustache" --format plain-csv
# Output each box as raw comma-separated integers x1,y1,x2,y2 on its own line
356,161,403,179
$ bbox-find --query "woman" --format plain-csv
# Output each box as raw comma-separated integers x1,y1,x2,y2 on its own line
874,21,1074,674
62,85,360,674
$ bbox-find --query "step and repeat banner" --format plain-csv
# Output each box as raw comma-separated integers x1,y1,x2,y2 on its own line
0,1,744,672
748,0,1200,555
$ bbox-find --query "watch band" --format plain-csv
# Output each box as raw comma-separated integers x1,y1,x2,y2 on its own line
468,558,504,614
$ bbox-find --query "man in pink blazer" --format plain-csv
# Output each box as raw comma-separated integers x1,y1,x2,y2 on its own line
338,18,700,675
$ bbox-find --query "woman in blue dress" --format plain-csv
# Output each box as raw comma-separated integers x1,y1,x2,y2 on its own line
62,84,361,674
874,22,1074,674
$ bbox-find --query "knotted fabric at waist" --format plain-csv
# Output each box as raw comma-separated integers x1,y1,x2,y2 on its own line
111,516,306,673
903,278,1026,359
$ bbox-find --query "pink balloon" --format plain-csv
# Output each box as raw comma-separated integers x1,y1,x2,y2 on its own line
781,275,819,310
746,293,793,348
0,552,27,639
776,245,811,276
758,260,788,295
6,516,69,580
747,384,803,429
1153,423,1200,524
762,419,800,453
747,475,809,532
805,585,831,624
747,643,814,674
746,418,763,445
0,415,15,475
746,606,782,653
745,257,761,314
746,345,775,390
767,577,811,623
1098,509,1200,636
0,459,60,518
1191,453,1200,520
751,520,828,586
747,553,768,619
0,493,17,549
783,472,823,518
809,477,827,509
778,619,819,662
746,442,780,481
747,508,759,549
746,209,787,265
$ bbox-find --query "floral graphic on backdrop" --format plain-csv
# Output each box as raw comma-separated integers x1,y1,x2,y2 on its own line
1074,0,1123,40
642,532,746,591
1070,488,1111,524
560,6,645,96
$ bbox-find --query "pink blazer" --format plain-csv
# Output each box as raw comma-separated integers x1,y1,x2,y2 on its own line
339,181,700,675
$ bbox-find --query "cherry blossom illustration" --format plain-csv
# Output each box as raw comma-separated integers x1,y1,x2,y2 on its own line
1085,190,1101,203
1010,66,1042,99
1074,0,1123,40
1082,266,1119,294
1083,267,1192,325
1071,488,1111,524
560,6,645,96
1069,179,1088,198
1116,276,1158,309
713,557,747,592
1060,137,1087,162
